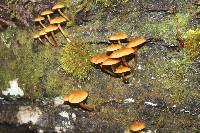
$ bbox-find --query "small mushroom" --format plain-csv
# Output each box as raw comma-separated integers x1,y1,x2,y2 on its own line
126,37,146,48
33,16,45,28
45,24,59,46
106,43,122,55
90,54,109,65
101,58,121,74
110,48,136,68
64,90,94,111
33,31,45,44
38,29,55,46
128,120,145,132
41,10,53,22
114,65,131,83
109,32,128,46
52,3,70,21
50,17,71,42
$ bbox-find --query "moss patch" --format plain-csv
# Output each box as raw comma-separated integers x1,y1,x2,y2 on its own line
59,42,96,81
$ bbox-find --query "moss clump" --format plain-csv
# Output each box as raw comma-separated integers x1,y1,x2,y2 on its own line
59,42,95,81
182,28,200,60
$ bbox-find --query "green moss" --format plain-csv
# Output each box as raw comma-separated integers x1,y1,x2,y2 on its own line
59,42,96,81
139,13,191,43
182,28,200,60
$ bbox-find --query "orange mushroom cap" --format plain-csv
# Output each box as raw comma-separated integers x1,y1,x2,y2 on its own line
90,54,109,64
101,58,121,66
110,48,136,58
114,65,131,73
109,33,128,41
50,17,66,24
45,24,58,33
52,3,65,10
128,120,145,132
41,10,53,16
33,16,45,22
38,29,47,36
106,43,122,52
126,37,146,48
64,90,88,103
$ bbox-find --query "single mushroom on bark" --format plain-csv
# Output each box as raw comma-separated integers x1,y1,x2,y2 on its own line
64,89,94,111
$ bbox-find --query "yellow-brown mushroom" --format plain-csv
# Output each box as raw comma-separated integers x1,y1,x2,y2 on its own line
114,65,131,83
109,32,128,46
128,120,145,132
45,24,59,46
64,90,94,111
110,48,136,68
33,16,45,28
37,29,55,46
52,3,70,21
50,17,71,42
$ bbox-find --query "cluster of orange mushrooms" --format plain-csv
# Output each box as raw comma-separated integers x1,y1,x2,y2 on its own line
33,3,71,46
63,89,145,132
90,33,146,83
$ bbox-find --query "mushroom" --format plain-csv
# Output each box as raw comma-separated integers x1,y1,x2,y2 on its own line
52,3,70,21
126,37,146,48
109,32,128,46
101,58,121,73
41,10,53,22
114,65,131,83
50,17,71,43
106,43,122,55
33,31,45,45
33,16,45,28
126,37,146,66
45,24,59,46
110,48,136,68
128,120,145,132
36,29,55,46
90,54,109,65
64,90,94,111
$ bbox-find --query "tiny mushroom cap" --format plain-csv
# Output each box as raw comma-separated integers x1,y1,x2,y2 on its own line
64,90,88,104
41,10,53,16
109,32,128,41
50,17,66,24
45,24,58,33
33,16,45,22
106,43,122,52
34,32,40,39
38,29,47,36
52,3,65,10
101,58,121,66
114,65,131,73
128,120,145,132
126,37,146,48
110,48,136,58
90,54,109,64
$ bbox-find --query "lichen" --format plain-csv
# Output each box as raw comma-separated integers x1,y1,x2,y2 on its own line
59,41,96,81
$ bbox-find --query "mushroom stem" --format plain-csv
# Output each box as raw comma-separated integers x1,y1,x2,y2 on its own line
58,9,70,21
51,32,58,45
122,57,131,68
38,37,45,45
100,65,115,76
58,24,71,43
44,35,56,46
79,102,94,111
117,40,122,46
121,73,129,84
132,54,138,67
39,21,46,28
47,15,51,22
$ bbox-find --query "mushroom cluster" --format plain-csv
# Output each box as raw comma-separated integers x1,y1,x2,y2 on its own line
33,3,71,46
90,33,146,83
